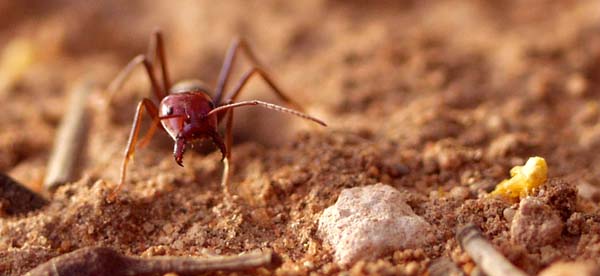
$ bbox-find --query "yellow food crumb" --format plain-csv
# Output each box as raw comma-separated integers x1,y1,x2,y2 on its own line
491,156,548,200
0,37,36,93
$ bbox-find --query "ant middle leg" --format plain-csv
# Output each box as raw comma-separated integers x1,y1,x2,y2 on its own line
219,67,305,119
213,37,260,104
213,38,303,110
106,30,170,104
213,38,302,111
108,98,159,201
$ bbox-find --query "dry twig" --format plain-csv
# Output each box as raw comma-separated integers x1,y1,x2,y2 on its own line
44,79,92,190
25,246,280,276
456,223,527,276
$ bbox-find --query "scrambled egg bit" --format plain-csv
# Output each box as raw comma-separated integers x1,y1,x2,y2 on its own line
491,157,548,200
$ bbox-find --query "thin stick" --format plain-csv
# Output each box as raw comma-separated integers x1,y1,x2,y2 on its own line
456,223,527,276
25,246,280,276
125,250,275,275
44,79,92,191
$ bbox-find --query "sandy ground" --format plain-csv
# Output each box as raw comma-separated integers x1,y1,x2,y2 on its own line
1,0,600,275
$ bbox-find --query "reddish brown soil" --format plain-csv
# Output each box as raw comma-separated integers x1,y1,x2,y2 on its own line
1,1,600,275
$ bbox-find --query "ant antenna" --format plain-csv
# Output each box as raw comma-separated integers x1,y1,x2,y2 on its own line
207,100,327,127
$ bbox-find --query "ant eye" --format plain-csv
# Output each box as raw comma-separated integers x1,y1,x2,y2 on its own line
166,106,173,115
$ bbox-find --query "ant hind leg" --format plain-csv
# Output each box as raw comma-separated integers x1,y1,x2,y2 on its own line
106,31,170,105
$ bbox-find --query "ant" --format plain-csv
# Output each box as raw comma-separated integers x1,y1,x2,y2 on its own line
106,30,326,201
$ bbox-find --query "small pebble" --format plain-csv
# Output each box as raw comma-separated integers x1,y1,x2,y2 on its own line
578,125,600,149
566,212,584,235
487,133,524,159
540,245,560,264
577,181,600,202
143,222,155,233
449,186,470,200
162,223,175,235
303,261,314,269
173,239,184,250
503,207,516,222
510,197,563,249
565,73,588,97
405,261,419,275
318,183,431,265
485,115,506,133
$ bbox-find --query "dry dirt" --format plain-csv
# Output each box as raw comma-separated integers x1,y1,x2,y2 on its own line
1,0,600,275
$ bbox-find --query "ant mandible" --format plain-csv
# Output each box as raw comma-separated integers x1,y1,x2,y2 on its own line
106,30,326,201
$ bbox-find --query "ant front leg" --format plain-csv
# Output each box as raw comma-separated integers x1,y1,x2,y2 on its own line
221,108,234,199
108,98,159,202
106,30,170,105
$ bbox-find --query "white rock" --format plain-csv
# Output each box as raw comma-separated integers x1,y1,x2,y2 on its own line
318,183,431,265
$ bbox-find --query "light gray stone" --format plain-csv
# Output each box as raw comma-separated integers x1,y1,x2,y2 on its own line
318,183,431,265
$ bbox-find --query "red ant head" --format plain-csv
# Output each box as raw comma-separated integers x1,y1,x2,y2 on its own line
159,91,223,166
